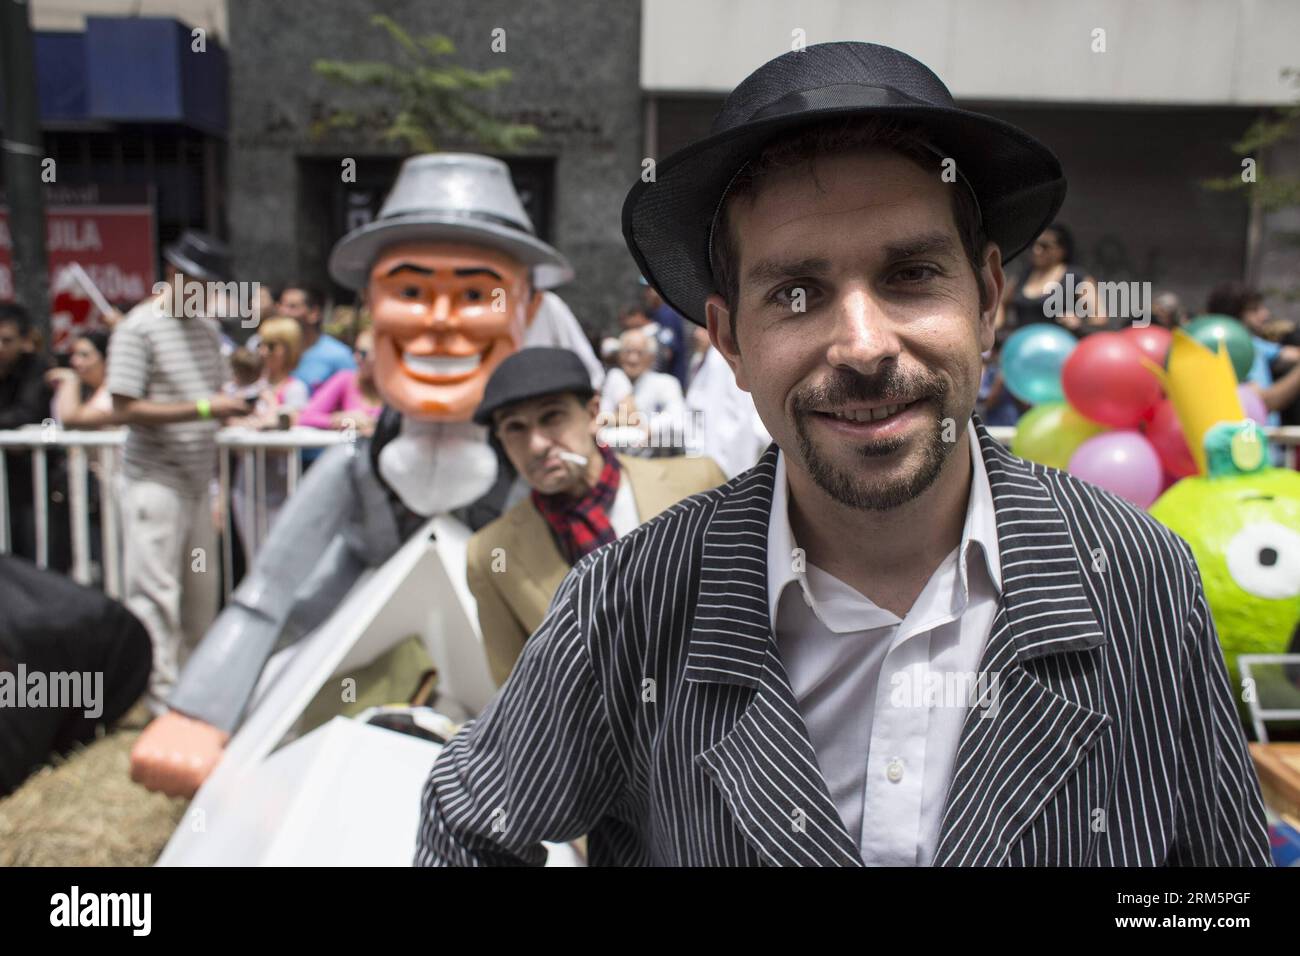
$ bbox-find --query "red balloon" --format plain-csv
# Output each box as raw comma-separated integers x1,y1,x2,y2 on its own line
1144,399,1198,479
1061,332,1163,427
1120,325,1172,369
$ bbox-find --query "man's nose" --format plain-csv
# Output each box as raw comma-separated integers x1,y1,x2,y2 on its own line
825,286,902,376
527,427,552,458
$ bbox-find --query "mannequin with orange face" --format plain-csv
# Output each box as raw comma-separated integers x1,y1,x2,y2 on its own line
369,242,542,419
129,154,570,800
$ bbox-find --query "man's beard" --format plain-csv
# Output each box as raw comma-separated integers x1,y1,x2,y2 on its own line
791,364,959,512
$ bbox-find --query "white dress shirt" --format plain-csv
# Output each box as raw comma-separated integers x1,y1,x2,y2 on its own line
600,367,685,418
608,471,639,537
599,367,687,452
767,420,1002,866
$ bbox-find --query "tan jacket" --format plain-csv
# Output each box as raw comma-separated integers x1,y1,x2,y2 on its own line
467,453,727,687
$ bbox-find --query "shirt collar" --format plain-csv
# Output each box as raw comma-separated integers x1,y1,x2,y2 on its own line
765,419,1002,630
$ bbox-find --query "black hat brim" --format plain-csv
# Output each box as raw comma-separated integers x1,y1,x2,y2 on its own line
623,97,1067,327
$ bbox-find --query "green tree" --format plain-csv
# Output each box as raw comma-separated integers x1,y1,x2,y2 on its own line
311,15,538,152
1204,68,1300,304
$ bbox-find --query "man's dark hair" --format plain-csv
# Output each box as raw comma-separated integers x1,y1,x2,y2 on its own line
710,117,992,348
0,303,33,337
1205,281,1263,320
1042,222,1075,263
619,304,647,321
279,282,325,312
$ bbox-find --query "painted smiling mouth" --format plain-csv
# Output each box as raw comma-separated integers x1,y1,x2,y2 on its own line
402,351,482,378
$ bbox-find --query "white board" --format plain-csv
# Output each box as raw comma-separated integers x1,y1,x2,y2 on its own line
158,717,582,866
158,514,517,866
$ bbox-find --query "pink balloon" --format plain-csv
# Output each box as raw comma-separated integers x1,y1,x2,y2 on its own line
1237,384,1268,425
1068,430,1165,508
1120,325,1172,368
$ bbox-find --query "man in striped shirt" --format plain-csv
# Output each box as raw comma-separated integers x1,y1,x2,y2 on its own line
417,42,1271,867
107,233,250,712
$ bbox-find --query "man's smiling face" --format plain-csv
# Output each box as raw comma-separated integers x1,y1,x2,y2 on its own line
707,147,1002,511
368,240,541,420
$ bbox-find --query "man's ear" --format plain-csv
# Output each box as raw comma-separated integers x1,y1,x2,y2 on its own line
706,293,749,393
977,241,1004,354
586,393,602,436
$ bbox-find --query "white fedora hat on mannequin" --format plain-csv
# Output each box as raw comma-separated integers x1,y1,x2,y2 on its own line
328,153,573,291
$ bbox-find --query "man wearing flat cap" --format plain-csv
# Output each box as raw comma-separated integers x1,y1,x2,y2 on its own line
466,347,725,688
418,42,1270,866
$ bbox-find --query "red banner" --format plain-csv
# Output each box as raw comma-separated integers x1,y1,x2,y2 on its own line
0,204,156,306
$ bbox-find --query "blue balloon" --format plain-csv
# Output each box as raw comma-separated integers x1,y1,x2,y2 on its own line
1001,323,1077,405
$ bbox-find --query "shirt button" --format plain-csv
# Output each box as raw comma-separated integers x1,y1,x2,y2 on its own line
886,758,904,783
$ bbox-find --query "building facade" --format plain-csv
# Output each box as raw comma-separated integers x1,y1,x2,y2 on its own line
226,0,643,334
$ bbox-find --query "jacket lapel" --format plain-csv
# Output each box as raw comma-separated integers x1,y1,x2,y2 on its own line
505,504,570,616
932,421,1112,866
687,444,864,866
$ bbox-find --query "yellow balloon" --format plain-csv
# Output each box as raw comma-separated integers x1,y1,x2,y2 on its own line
1012,403,1107,470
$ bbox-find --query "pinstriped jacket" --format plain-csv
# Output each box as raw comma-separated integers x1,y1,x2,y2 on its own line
416,418,1272,866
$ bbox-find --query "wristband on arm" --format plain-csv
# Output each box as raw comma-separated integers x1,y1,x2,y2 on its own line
195,398,212,420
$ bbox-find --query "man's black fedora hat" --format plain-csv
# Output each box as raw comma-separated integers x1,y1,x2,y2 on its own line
473,346,595,427
622,41,1067,327
163,229,233,284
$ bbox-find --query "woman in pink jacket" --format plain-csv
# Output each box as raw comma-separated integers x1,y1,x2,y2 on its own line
297,327,383,436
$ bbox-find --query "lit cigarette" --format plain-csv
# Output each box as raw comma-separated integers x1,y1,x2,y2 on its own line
556,450,589,467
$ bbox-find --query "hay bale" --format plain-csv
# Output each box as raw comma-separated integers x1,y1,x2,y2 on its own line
0,706,188,867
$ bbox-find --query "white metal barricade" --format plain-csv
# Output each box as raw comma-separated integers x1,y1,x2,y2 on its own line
0,426,348,601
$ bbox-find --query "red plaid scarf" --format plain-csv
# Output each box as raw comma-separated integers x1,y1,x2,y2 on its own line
531,443,622,565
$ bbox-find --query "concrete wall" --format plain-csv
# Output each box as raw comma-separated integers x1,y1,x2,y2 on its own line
643,0,1300,106
1257,130,1300,324
226,0,643,334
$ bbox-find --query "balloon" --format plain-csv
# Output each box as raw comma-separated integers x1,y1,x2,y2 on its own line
1145,399,1198,479
1061,332,1163,427
1068,430,1165,508
1237,384,1268,425
1120,324,1172,368
1012,402,1106,469
1184,315,1255,382
1000,323,1076,405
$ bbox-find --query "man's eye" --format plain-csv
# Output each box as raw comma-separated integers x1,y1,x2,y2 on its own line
463,288,484,303
770,284,814,309
893,265,940,283
400,286,421,299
